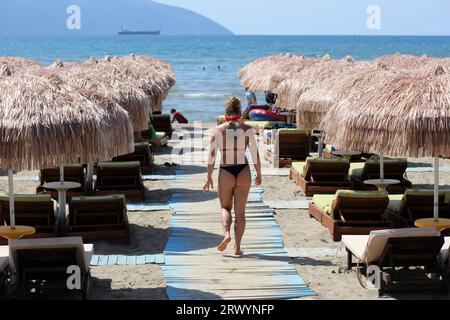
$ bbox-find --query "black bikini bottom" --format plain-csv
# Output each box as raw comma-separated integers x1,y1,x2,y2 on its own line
220,164,249,178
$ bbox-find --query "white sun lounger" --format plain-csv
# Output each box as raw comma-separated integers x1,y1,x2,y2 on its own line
8,237,93,299
342,228,449,295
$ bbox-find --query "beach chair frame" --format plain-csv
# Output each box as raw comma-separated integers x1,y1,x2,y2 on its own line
351,161,412,194
94,163,145,201
385,193,450,227
0,198,57,245
265,130,311,168
67,197,130,244
309,195,394,241
346,236,447,296
11,247,91,299
113,143,154,174
290,162,353,196
37,165,87,199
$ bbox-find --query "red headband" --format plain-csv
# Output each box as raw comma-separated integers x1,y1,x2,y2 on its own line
225,115,241,122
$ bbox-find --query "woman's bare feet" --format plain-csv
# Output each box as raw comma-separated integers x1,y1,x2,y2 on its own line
234,248,244,256
217,234,231,252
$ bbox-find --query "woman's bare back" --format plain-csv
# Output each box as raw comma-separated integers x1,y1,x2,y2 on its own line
213,122,252,166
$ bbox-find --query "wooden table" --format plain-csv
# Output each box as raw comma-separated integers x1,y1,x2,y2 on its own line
415,218,450,231
364,179,401,192
0,226,36,240
43,181,81,231
332,150,361,161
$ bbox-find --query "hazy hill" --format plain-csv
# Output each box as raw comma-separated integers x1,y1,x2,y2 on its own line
0,0,233,36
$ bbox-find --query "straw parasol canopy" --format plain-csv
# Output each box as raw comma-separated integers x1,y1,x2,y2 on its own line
274,56,358,110
375,53,433,71
0,73,134,171
42,57,152,132
321,65,450,158
110,55,177,113
0,56,42,74
268,56,328,92
296,62,391,130
238,53,308,93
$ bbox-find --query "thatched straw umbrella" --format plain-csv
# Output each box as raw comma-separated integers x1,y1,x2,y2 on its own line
0,56,42,74
0,73,134,232
238,54,307,93
322,66,450,221
268,56,328,92
375,53,431,71
44,58,152,132
274,56,358,109
297,62,388,130
110,54,177,113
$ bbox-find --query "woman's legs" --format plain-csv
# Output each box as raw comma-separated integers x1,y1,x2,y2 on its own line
217,169,236,251
233,166,251,256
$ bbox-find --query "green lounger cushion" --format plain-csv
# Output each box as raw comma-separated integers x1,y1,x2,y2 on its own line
387,194,404,213
155,132,167,140
293,157,348,178
334,190,388,199
71,194,126,203
444,191,450,204
291,162,306,176
331,190,388,216
349,162,366,179
312,194,335,215
278,129,311,135
0,194,53,202
388,189,447,214
97,161,140,169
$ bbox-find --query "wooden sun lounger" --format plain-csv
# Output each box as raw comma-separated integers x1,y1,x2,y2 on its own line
0,195,57,245
66,195,130,244
265,129,311,168
323,148,369,162
149,114,174,139
36,165,86,199
8,237,93,299
343,228,449,296
94,161,145,201
290,158,352,196
386,190,450,227
349,159,412,194
112,142,154,175
309,191,394,241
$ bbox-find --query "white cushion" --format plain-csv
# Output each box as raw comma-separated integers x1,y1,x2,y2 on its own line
341,235,370,261
9,237,94,273
0,246,8,272
364,228,439,263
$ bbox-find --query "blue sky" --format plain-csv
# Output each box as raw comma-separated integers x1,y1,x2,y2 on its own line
156,0,450,35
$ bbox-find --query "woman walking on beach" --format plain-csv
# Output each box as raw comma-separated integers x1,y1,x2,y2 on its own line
203,96,262,256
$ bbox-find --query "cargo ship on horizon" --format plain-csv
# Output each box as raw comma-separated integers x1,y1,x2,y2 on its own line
118,27,160,35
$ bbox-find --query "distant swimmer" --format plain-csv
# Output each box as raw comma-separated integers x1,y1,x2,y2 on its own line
203,67,206,70
171,108,189,124
217,65,221,71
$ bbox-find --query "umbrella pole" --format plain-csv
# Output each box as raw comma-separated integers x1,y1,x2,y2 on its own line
380,154,384,180
434,156,440,221
8,169,15,228
86,163,94,195
318,132,324,158
60,165,64,184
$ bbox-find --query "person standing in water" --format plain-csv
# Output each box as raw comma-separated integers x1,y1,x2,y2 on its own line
203,96,262,256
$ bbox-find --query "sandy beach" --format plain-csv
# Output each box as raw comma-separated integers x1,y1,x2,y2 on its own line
2,123,450,300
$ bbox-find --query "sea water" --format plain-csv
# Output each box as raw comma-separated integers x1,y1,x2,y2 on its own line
1,35,450,121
